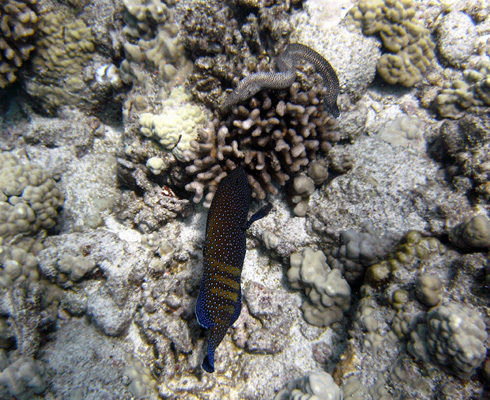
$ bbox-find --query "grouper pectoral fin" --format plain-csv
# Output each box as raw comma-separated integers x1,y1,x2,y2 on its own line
243,203,273,230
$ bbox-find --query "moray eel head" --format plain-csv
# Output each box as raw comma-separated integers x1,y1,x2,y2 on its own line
220,75,263,112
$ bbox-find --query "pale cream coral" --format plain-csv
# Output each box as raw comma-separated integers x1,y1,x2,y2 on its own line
139,86,208,161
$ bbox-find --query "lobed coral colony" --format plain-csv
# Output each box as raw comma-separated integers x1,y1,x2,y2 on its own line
1,0,490,399
0,0,38,88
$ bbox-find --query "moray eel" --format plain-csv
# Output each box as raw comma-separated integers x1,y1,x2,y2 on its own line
196,167,272,373
220,43,340,117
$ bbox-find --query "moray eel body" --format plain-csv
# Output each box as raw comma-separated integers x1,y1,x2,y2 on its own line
196,167,272,373
221,43,340,117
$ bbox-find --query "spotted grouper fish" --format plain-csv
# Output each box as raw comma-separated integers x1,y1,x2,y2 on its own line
196,167,272,373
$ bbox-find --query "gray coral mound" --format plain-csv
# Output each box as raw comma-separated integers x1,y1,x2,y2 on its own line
410,302,488,379
288,248,351,327
0,152,63,238
427,302,488,378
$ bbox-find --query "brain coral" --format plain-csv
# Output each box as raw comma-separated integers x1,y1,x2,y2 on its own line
347,0,435,87
0,0,38,88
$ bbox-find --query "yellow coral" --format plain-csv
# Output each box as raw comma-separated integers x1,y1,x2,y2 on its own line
435,60,490,118
347,0,435,87
24,10,95,111
0,0,38,88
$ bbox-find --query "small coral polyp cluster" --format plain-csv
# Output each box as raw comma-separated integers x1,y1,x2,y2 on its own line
435,60,490,118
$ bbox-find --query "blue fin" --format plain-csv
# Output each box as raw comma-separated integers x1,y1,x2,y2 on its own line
230,291,242,325
202,355,215,373
196,289,214,329
244,203,272,230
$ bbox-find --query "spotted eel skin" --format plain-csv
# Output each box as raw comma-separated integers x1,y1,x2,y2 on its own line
220,43,340,117
196,167,272,373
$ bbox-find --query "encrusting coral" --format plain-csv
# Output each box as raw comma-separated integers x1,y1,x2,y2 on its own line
347,0,435,87
119,0,192,102
430,111,490,204
0,0,38,88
